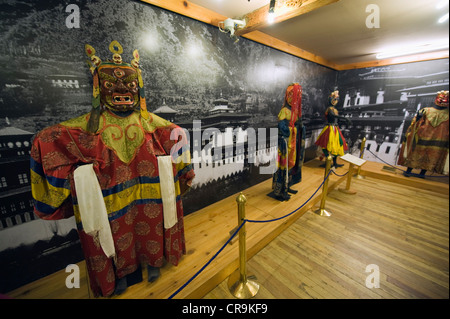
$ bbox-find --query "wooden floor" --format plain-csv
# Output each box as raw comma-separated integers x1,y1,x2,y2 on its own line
7,158,449,299
204,174,449,299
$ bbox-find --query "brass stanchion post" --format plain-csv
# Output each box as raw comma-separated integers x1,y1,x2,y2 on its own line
339,162,357,195
227,192,259,299
314,155,332,217
355,137,366,179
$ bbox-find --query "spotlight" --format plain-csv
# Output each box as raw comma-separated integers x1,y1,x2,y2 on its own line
268,0,276,23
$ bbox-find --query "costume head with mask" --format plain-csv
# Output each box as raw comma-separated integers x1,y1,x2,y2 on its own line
85,41,149,133
283,82,302,128
435,90,449,108
328,90,339,106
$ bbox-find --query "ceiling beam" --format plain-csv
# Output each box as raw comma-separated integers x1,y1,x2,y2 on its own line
243,30,339,69
336,50,450,71
139,0,227,26
138,0,447,71
235,0,340,37
139,0,338,69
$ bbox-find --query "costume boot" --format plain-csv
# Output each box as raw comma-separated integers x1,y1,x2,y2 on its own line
418,169,427,179
403,167,413,177
114,276,127,295
333,156,344,168
147,265,161,283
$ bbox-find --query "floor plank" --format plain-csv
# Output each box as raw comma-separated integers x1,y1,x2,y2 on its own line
204,172,449,299
7,158,448,299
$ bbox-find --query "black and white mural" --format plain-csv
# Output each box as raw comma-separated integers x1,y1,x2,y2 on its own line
2,0,447,294
0,0,337,292
337,59,449,165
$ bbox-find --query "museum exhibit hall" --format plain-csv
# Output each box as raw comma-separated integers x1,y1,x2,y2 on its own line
0,0,448,304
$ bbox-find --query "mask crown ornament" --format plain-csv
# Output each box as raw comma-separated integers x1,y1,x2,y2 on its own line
109,40,124,64
435,90,449,107
85,41,149,133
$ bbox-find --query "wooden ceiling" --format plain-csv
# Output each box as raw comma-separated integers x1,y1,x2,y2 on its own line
140,0,449,70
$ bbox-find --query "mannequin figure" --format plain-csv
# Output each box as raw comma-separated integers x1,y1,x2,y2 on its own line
398,90,449,177
30,41,195,297
272,83,306,201
315,90,349,168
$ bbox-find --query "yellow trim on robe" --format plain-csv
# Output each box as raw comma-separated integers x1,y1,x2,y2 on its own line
30,169,71,208
278,107,298,169
72,180,182,224
278,107,291,121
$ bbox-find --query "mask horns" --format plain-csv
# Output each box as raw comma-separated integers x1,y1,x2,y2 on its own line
132,49,149,119
139,87,149,120
85,44,103,133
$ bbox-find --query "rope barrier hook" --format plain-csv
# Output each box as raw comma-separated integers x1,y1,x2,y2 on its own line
227,192,260,299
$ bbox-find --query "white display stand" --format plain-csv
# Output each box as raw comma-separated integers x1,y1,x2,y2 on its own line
339,154,367,194
340,153,367,167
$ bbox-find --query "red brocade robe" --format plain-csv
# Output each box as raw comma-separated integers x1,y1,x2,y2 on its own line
398,106,449,175
30,110,195,297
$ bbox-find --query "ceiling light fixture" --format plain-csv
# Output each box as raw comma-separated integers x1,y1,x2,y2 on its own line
268,0,276,23
376,42,449,59
438,12,449,23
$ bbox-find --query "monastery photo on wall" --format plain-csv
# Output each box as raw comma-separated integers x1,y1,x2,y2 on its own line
0,0,336,292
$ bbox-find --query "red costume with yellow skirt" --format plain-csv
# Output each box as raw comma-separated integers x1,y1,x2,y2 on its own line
315,90,349,167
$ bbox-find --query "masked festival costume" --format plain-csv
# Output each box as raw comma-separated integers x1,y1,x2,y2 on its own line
272,83,306,201
30,41,195,297
397,90,449,177
315,90,349,168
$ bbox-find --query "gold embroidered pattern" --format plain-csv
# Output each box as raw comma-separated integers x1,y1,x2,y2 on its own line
155,221,163,237
137,160,156,177
78,132,96,149
144,202,160,218
88,255,108,272
110,219,120,234
115,256,126,269
42,151,70,171
154,256,164,267
124,206,138,225
115,165,132,184
117,232,133,251
39,126,62,143
146,240,160,254
135,221,150,236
